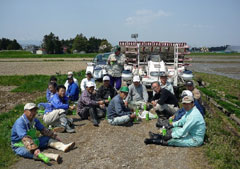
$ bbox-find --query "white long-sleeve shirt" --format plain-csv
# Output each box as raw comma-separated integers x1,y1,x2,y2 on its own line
80,78,96,91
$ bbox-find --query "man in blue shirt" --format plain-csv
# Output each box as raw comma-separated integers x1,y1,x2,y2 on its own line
11,103,75,161
144,95,206,147
107,86,136,126
46,82,57,102
43,85,75,133
66,76,79,102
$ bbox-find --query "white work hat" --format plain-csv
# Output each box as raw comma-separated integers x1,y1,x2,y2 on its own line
24,103,38,110
86,81,95,88
181,90,193,98
103,76,110,81
68,72,73,75
182,95,194,104
133,76,140,82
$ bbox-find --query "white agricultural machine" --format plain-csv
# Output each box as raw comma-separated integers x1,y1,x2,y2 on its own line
119,41,193,88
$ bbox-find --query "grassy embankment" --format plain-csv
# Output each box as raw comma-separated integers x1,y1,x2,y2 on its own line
0,50,97,58
0,71,86,169
194,72,240,169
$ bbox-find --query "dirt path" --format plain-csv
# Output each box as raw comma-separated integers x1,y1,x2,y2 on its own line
0,86,44,114
10,117,209,169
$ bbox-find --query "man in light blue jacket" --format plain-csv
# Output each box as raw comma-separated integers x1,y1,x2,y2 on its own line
145,95,206,147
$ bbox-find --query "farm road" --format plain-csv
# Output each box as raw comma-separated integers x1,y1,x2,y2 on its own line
11,118,209,169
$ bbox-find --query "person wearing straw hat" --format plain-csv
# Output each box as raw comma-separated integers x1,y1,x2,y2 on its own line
11,103,75,162
107,86,136,126
144,95,206,147
125,76,148,110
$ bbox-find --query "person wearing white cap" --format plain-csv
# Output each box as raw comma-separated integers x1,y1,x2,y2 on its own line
77,81,105,127
64,71,79,91
160,72,175,95
125,76,148,110
11,103,75,162
96,76,117,106
80,71,96,92
145,95,206,147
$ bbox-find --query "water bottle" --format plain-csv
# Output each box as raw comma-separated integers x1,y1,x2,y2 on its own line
143,103,147,111
72,104,76,115
134,108,139,123
38,153,50,163
146,111,149,121
162,126,166,136
169,117,173,124
108,96,111,102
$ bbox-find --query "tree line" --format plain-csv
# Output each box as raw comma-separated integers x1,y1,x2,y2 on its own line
42,32,112,54
0,38,22,50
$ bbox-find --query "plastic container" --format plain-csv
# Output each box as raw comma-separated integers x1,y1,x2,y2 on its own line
162,126,166,136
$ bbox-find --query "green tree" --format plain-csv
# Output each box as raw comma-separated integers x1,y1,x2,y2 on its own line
72,34,88,53
87,37,102,53
99,40,112,53
0,38,22,50
42,32,62,54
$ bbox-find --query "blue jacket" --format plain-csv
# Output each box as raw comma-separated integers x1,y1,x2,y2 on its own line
173,99,205,122
44,93,69,114
107,94,131,119
66,82,79,101
11,114,44,144
46,89,55,102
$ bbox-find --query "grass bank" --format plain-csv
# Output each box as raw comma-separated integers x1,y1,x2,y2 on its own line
0,71,86,169
194,72,240,169
0,50,97,58
194,72,240,118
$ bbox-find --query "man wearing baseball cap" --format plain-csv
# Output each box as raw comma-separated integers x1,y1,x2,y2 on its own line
125,76,148,110
145,95,206,147
77,81,105,126
64,71,79,91
80,71,96,92
185,81,201,101
96,75,117,106
107,86,136,126
11,103,75,162
159,72,174,95
107,45,126,90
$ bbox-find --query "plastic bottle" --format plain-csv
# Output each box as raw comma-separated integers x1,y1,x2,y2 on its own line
169,117,173,124
134,108,139,123
108,96,111,102
38,153,50,163
72,104,76,115
143,103,147,111
146,111,149,121
162,126,166,136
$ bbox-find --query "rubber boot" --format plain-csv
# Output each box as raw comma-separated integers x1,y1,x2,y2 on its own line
144,138,168,146
89,108,99,127
42,153,60,163
60,115,75,133
48,139,75,152
148,131,162,140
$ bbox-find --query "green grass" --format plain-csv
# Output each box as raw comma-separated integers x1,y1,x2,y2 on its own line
0,71,86,93
195,72,240,117
0,71,86,169
0,50,97,58
202,95,240,169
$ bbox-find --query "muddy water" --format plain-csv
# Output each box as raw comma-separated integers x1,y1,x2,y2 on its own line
188,56,240,80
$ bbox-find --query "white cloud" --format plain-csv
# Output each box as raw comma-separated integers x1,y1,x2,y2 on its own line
125,9,170,26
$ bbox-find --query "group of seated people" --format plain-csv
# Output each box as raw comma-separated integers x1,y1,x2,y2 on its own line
11,70,206,163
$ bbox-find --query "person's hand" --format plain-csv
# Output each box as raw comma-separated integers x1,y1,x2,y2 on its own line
100,104,105,109
151,101,157,106
125,101,128,107
69,105,75,110
98,101,104,105
34,149,40,157
130,113,136,119
111,58,117,62
55,135,61,142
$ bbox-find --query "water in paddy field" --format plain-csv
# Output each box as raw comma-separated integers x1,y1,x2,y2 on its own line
188,56,240,80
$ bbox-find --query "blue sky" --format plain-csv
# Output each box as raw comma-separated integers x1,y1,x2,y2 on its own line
0,0,239,47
